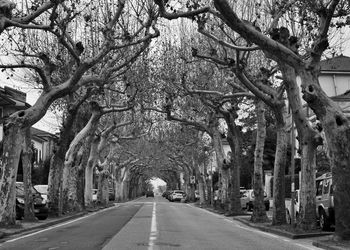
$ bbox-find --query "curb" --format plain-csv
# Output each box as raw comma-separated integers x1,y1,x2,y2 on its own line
312,240,350,250
0,203,117,241
233,217,333,239
0,211,88,241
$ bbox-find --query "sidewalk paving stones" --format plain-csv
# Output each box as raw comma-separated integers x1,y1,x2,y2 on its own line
233,216,333,239
312,238,350,250
195,203,350,250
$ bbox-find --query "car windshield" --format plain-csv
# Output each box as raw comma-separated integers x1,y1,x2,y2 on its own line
34,185,48,195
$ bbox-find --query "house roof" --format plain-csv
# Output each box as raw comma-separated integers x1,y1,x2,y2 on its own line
31,127,58,142
331,90,350,102
0,86,31,109
320,55,350,73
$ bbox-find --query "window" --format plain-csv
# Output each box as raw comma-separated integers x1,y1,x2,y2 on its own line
33,148,38,163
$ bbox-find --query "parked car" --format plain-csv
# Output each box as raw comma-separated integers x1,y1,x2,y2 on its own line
146,190,154,197
240,189,269,211
92,189,98,201
195,190,200,200
169,190,186,202
316,172,335,230
16,182,49,220
285,190,300,224
163,190,173,200
34,184,49,204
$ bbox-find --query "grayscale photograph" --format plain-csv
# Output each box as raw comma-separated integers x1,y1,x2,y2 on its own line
0,0,349,249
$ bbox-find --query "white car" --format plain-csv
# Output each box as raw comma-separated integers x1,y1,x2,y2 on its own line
240,189,269,211
34,185,49,204
92,189,98,201
169,190,186,202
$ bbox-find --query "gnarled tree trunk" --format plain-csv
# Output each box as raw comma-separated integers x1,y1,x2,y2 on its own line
0,120,24,225
22,128,37,222
211,117,228,208
282,65,319,230
84,136,99,207
272,119,288,225
223,109,242,215
48,102,80,216
251,100,268,222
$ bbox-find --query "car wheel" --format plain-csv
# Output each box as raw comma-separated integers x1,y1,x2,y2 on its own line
37,215,48,220
265,202,269,211
319,210,330,231
286,209,291,224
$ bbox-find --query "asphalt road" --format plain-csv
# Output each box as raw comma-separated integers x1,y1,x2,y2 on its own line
0,196,322,250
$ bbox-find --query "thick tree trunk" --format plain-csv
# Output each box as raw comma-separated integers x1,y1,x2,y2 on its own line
211,123,227,207
298,69,350,238
298,142,317,229
61,103,102,213
22,128,37,222
48,104,78,216
198,171,205,205
97,170,109,206
61,144,83,213
0,122,24,225
48,154,65,216
223,109,242,215
114,167,124,202
282,65,319,230
251,101,268,222
84,137,99,207
76,160,86,210
61,165,82,213
272,123,288,225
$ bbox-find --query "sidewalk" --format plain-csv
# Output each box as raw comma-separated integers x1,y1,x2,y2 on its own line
194,203,350,250
0,203,116,242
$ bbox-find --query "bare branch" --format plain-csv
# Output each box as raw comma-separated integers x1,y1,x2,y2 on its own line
213,0,305,69
199,26,260,51
155,0,210,20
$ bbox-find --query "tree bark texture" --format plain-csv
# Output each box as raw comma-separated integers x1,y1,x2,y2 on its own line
272,123,288,225
298,69,350,238
282,65,318,230
0,121,24,225
48,104,79,216
21,128,37,222
61,104,102,213
84,136,99,207
251,101,268,223
97,170,109,206
210,114,228,208
224,110,242,215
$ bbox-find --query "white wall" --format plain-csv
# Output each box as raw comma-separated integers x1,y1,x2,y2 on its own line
319,74,350,97
32,140,43,163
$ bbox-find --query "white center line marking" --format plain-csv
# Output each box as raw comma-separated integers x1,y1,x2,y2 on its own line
148,202,158,250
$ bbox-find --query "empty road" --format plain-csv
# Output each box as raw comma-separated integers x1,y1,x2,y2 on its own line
0,196,322,250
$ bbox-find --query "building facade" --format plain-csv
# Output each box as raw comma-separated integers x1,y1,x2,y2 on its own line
0,86,57,165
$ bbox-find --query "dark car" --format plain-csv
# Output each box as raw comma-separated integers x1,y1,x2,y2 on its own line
162,190,172,199
16,182,49,220
146,191,154,197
